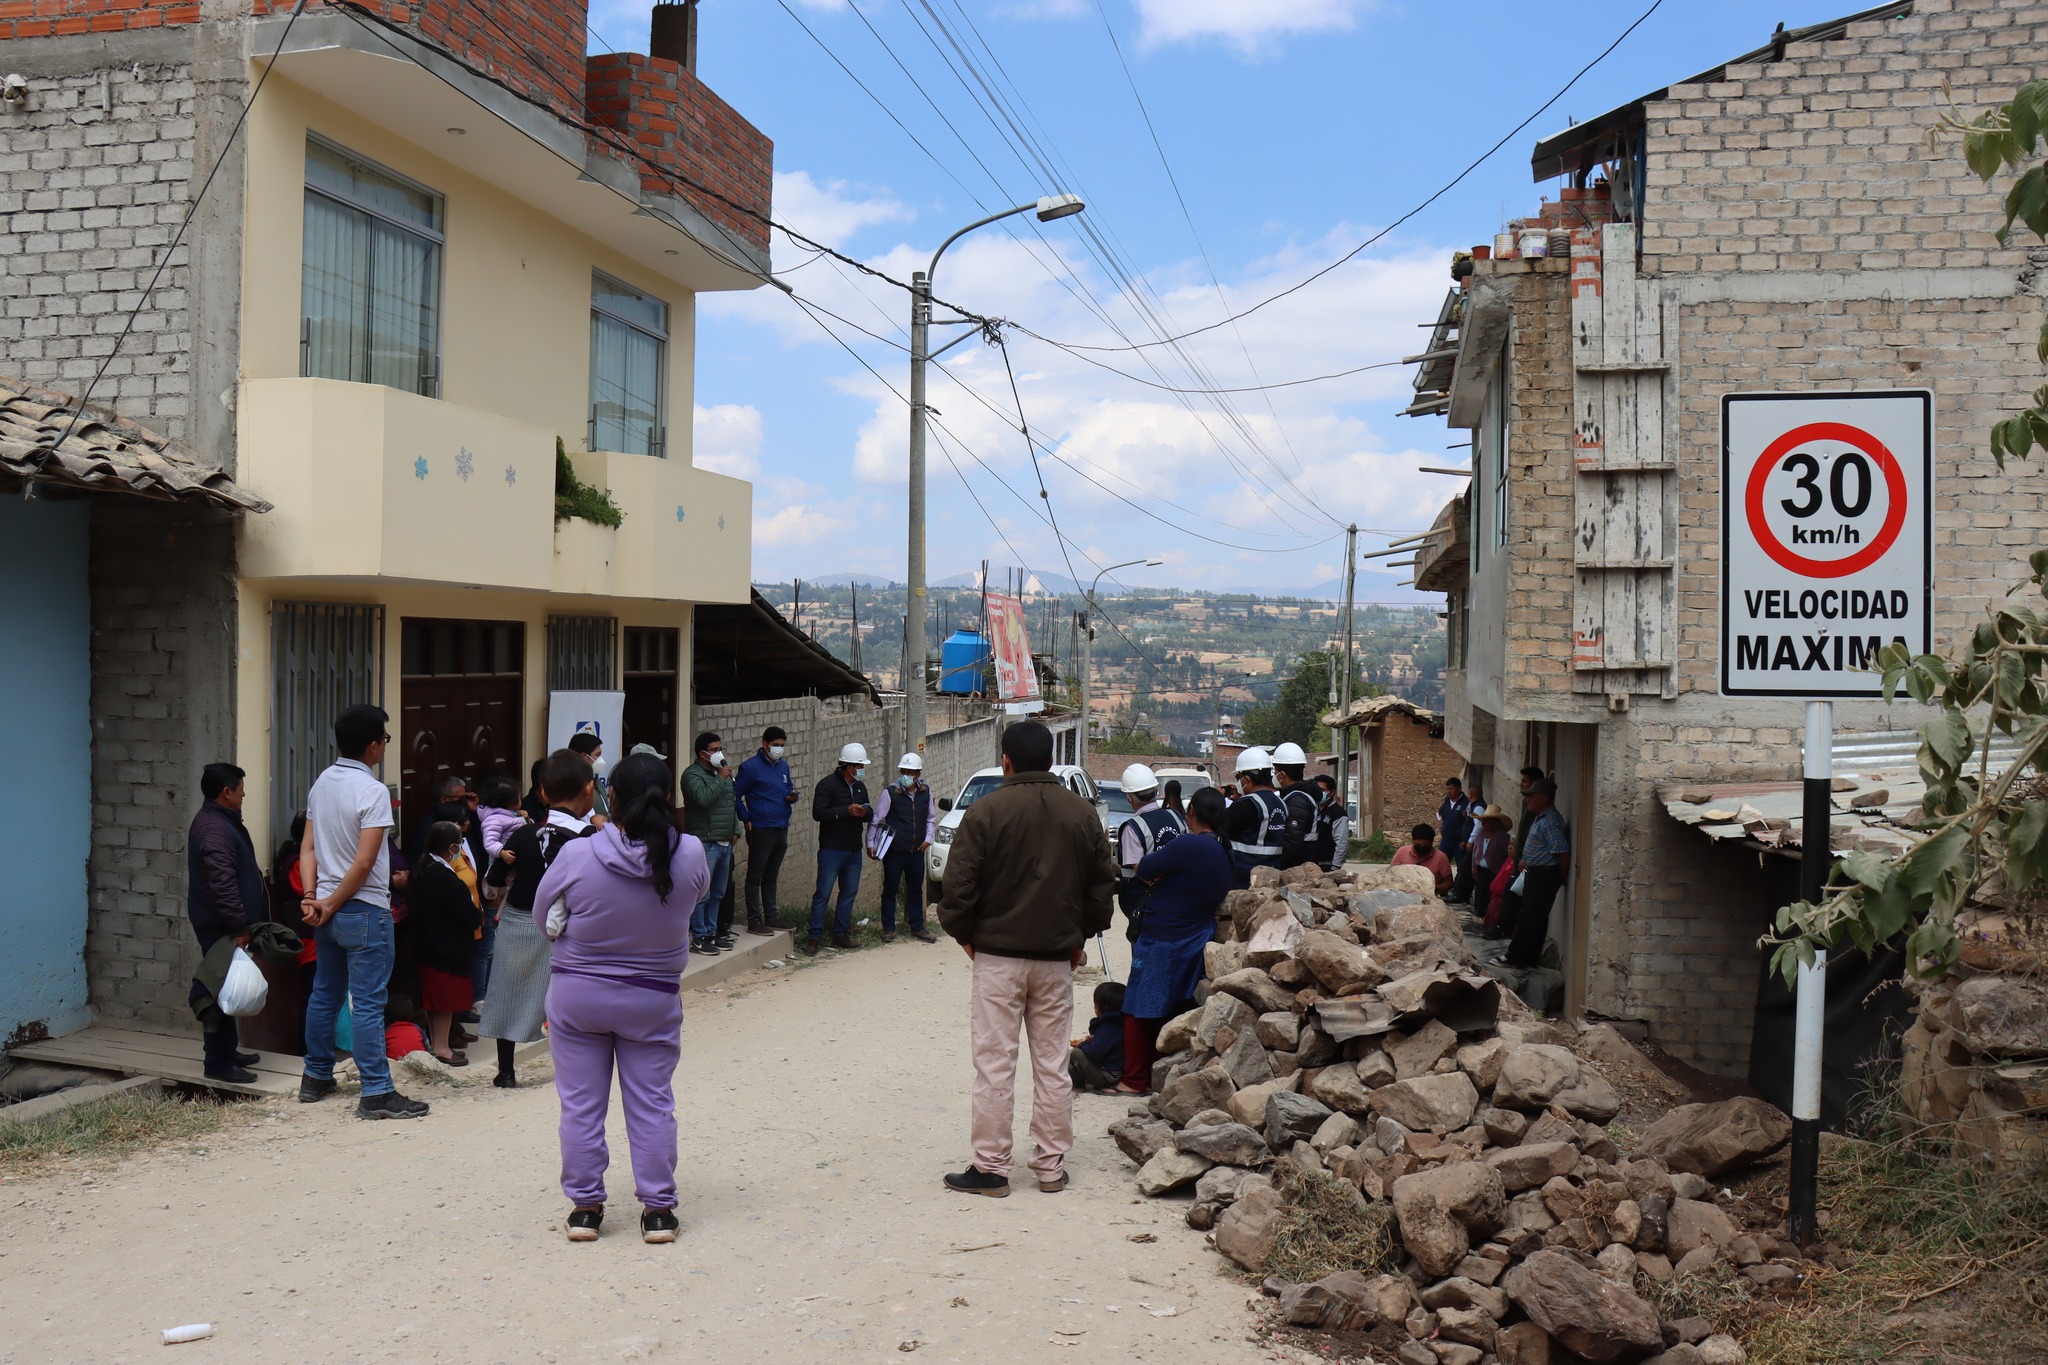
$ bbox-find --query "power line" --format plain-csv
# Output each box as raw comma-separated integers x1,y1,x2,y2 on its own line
1038,0,1667,355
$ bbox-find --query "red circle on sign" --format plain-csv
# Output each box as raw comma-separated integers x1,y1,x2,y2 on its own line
1744,421,1908,578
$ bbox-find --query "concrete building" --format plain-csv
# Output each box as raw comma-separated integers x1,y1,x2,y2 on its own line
0,0,771,1035
1404,0,2048,1083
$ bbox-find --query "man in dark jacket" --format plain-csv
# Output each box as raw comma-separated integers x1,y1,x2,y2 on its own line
186,762,268,1082
804,742,872,955
938,721,1118,1197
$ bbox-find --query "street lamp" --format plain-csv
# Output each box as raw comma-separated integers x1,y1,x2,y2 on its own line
906,195,1086,761
1077,555,1162,770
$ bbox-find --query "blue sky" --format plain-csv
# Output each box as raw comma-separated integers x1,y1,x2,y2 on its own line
584,0,1887,596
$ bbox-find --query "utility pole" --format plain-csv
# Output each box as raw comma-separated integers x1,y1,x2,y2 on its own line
1790,700,1832,1248
1335,524,1359,808
907,268,930,754
848,584,862,675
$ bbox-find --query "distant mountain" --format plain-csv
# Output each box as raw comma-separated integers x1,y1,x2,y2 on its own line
760,574,1432,604
783,573,901,589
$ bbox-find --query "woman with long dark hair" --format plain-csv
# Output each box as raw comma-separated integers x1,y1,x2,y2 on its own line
1115,785,1233,1095
531,752,708,1244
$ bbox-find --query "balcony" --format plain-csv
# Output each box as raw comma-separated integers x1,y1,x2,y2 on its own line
236,378,750,605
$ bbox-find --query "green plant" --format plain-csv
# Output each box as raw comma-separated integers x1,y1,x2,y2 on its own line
1352,828,1396,864
0,1091,236,1172
1769,84,2048,983
554,439,623,528
1241,648,1379,751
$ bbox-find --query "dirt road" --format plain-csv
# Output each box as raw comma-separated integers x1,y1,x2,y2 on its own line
1,938,1312,1365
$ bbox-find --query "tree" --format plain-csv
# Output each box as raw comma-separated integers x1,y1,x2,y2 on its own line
1768,82,2048,983
1240,649,1377,752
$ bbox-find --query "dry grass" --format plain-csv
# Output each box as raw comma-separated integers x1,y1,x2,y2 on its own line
1262,1163,1401,1285
0,1090,241,1175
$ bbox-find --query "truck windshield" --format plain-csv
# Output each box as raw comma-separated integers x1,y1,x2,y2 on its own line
953,774,1004,810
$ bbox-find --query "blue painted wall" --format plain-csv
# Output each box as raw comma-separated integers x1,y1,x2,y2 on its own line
0,495,92,1043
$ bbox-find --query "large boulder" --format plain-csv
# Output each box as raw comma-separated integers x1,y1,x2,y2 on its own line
1279,1271,1375,1330
1108,1116,1176,1166
1155,1007,1204,1055
1175,1121,1271,1167
1949,975,2048,1056
1374,898,1469,950
1227,1076,1295,1130
1297,930,1387,995
1372,1072,1481,1133
1157,1062,1238,1126
1486,1140,1581,1193
1265,1089,1335,1150
1630,1097,1793,1177
1194,1165,1264,1206
1134,1147,1212,1196
1390,1162,1506,1277
1456,1037,1510,1091
1666,1199,1739,1260
1245,910,1307,968
1389,1019,1459,1080
1255,1011,1301,1050
1494,1045,1581,1111
1503,1249,1665,1362
1212,1184,1286,1271
1306,1061,1375,1116
1349,863,1438,897
1194,992,1257,1051
1212,967,1299,1016
1556,1071,1623,1124
1220,1026,1277,1089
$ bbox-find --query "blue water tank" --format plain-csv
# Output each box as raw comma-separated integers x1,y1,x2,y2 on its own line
939,628,989,695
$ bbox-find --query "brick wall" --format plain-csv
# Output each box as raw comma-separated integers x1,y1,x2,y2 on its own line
585,53,771,254
0,61,197,438
1373,713,1466,841
85,499,239,1031
1,2,198,38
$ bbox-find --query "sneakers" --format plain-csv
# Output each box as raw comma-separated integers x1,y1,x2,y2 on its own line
801,939,821,957
640,1208,679,1243
566,1206,604,1242
204,1065,258,1084
357,1090,430,1120
1037,1169,1070,1194
298,1076,337,1104
714,933,737,949
943,1166,1011,1198
691,937,722,956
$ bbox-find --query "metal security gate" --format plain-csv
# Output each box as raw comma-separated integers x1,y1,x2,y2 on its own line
271,602,386,847
547,615,619,691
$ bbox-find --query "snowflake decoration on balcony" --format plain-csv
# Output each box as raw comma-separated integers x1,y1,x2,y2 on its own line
718,514,726,531
676,505,686,522
413,456,428,480
504,465,518,488
455,446,475,482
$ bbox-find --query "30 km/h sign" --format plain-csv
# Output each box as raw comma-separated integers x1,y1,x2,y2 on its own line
1721,391,1932,697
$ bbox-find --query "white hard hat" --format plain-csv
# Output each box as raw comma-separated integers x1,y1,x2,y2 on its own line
1121,763,1159,794
897,752,924,771
1234,746,1273,775
1271,742,1308,766
838,742,870,766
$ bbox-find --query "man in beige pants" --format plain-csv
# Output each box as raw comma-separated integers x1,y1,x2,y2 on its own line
937,721,1118,1196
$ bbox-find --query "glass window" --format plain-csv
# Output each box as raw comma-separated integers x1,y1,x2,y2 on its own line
1491,344,1510,549
590,271,668,456
1101,785,1134,815
952,773,1004,810
301,138,443,396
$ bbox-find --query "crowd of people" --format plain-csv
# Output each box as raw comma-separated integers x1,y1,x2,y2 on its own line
1429,767,1572,969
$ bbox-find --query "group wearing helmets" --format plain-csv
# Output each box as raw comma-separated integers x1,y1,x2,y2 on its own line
1113,763,1188,939
1220,742,1327,886
803,742,873,955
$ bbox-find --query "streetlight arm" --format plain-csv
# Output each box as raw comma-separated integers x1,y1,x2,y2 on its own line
1088,557,1151,600
929,202,1038,283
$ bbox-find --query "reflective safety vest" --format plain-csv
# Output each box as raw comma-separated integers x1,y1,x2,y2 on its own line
1125,805,1187,868
1229,789,1288,865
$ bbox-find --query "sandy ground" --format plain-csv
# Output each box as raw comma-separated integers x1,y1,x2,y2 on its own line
0,935,1315,1365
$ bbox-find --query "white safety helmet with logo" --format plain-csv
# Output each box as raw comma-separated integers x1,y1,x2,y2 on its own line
1234,746,1273,775
1120,762,1159,796
1270,742,1308,768
837,742,870,767
897,752,924,771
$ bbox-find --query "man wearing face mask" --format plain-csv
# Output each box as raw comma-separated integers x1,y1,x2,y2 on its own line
681,731,738,955
567,732,610,822
867,752,938,944
734,726,798,936
805,743,872,955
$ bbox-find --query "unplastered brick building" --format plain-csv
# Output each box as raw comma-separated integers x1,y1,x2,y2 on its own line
0,0,776,1041
1405,0,2048,1102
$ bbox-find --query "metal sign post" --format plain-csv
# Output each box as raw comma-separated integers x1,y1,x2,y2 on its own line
1720,390,1932,1248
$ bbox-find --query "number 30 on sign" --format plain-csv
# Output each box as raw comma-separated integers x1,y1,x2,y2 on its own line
1720,391,1932,698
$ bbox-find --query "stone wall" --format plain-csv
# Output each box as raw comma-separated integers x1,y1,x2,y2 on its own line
1375,712,1466,842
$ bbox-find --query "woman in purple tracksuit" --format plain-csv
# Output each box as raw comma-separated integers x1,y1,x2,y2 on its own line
533,752,709,1245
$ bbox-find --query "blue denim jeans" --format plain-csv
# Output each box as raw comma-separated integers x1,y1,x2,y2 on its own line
808,847,863,941
473,905,497,1003
303,899,395,1096
880,845,926,933
692,840,734,940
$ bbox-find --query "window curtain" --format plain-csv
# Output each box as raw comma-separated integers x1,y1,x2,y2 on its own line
301,192,439,395
589,311,662,456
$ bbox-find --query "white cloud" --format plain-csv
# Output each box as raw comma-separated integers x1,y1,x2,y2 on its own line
1133,0,1375,53
771,170,912,251
756,502,855,547
692,402,764,478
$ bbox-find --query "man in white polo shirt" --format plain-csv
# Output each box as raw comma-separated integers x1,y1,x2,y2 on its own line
297,703,429,1120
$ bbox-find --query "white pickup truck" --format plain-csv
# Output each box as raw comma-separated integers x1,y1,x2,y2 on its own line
925,763,1106,899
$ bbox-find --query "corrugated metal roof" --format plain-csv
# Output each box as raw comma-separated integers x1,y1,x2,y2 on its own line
0,377,270,511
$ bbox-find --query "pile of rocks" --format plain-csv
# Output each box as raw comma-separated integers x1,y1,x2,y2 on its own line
1105,862,1801,1365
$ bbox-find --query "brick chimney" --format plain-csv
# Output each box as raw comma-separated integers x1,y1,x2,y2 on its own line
649,0,697,71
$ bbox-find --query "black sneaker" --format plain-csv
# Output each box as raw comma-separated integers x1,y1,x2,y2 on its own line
203,1065,258,1084
641,1207,679,1243
714,933,737,949
298,1076,337,1104
357,1090,430,1120
235,1050,262,1066
567,1206,604,1242
693,938,722,956
944,1166,1010,1198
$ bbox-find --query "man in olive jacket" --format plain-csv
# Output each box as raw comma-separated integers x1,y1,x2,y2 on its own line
938,721,1117,1196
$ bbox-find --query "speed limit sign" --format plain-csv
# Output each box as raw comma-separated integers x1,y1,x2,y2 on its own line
1721,391,1932,697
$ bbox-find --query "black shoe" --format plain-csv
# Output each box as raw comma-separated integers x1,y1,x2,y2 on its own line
912,930,938,944
714,933,737,949
234,1050,261,1066
801,939,820,957
881,932,897,944
831,933,856,950
693,938,722,956
357,1090,430,1120
493,1071,519,1089
944,1166,1010,1198
567,1206,604,1242
746,922,776,936
204,1065,258,1084
456,1011,480,1024
641,1207,679,1243
298,1076,338,1104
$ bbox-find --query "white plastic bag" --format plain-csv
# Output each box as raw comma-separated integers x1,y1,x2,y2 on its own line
218,946,270,1017
1508,870,1527,898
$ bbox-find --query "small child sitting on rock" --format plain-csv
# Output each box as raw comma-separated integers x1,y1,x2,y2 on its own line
1069,981,1127,1093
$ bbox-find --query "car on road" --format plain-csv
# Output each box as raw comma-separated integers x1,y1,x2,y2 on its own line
1152,766,1216,801
927,762,1105,898
1098,780,1135,839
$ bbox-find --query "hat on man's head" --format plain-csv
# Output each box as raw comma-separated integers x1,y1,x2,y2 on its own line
1477,804,1512,828
629,742,667,762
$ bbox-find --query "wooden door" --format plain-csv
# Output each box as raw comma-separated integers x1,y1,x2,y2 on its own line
622,626,680,771
400,618,525,846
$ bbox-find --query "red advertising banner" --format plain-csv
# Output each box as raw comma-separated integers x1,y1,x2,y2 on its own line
983,594,1040,704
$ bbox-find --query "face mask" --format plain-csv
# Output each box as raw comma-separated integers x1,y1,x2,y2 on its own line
591,755,607,773
897,774,915,789
768,745,786,761
707,750,727,768
853,768,866,781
